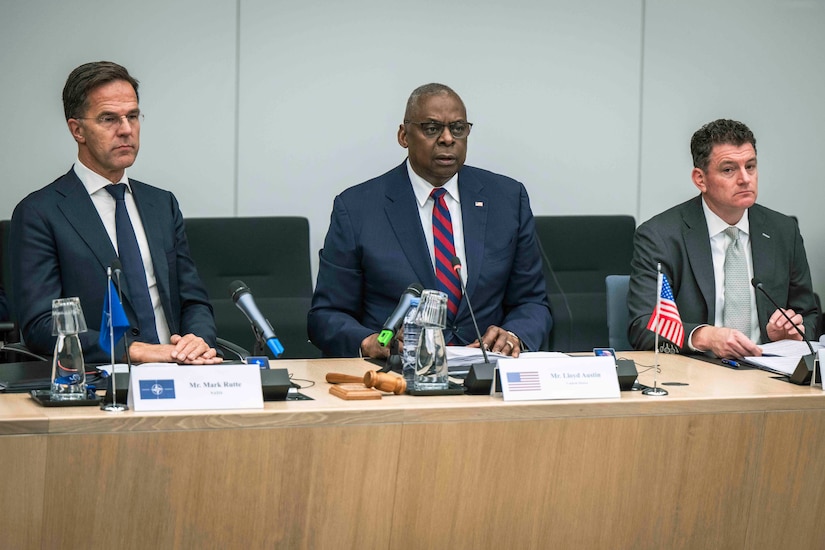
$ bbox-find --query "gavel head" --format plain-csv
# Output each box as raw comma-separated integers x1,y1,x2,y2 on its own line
363,370,407,395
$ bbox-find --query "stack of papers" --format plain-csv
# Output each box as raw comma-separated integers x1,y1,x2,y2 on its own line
446,347,569,371
743,339,824,376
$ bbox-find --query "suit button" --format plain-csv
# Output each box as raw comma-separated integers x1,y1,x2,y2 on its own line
131,328,140,336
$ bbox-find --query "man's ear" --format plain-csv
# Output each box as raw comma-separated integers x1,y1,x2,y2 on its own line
67,119,85,144
397,124,409,149
691,167,706,193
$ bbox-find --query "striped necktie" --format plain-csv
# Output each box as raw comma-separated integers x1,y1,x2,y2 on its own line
104,184,160,344
430,188,461,320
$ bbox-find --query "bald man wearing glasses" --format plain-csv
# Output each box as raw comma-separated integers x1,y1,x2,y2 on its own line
309,83,551,359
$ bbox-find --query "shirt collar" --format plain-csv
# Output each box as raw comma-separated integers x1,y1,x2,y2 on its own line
73,157,130,196
701,197,750,238
406,158,460,207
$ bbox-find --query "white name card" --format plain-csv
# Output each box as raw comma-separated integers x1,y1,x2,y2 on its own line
128,363,264,411
498,356,620,401
819,350,825,391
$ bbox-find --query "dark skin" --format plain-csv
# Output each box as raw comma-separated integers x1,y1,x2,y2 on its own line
359,91,521,359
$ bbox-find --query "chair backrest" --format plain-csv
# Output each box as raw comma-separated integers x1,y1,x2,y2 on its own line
184,216,320,359
605,275,632,351
0,220,11,301
534,215,635,352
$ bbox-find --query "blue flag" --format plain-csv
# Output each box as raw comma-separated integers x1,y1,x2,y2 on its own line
99,280,130,354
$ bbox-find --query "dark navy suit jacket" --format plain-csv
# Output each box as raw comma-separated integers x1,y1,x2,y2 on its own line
11,168,216,363
628,195,817,352
308,162,552,357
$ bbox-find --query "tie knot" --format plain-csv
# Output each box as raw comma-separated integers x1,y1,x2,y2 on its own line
725,226,739,241
105,183,128,201
430,188,447,201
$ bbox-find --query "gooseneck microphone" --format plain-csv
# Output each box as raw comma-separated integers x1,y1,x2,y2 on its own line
751,277,817,385
451,256,490,364
751,278,813,353
377,283,424,347
229,280,284,358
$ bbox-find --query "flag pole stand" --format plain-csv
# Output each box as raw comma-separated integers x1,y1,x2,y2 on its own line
101,268,128,412
642,334,668,396
643,264,669,396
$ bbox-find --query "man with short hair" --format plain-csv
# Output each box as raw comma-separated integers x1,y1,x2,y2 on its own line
628,119,817,358
308,83,552,358
11,61,220,364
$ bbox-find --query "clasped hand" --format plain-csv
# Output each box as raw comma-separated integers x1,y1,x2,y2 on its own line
128,333,222,364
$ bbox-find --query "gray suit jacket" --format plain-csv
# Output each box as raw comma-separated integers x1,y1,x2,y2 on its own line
628,195,817,352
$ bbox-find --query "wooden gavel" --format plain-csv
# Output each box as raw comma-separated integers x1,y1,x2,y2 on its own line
326,370,407,395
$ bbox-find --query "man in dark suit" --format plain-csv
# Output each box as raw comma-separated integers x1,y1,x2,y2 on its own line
628,119,817,358
308,83,552,358
11,61,220,365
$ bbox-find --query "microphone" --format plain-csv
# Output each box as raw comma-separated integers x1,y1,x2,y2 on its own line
751,278,817,385
450,256,489,364
377,283,424,347
451,256,500,395
229,280,284,358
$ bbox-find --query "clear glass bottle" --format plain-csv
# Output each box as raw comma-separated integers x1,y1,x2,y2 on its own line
50,297,88,400
401,297,421,388
414,290,449,391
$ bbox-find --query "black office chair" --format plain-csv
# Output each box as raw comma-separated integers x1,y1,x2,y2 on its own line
534,215,636,352
0,220,49,362
605,275,632,351
185,216,320,359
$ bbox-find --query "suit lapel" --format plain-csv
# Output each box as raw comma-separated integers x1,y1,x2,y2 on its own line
748,206,773,335
54,171,119,275
681,197,716,321
457,170,487,316
129,180,173,325
383,165,437,289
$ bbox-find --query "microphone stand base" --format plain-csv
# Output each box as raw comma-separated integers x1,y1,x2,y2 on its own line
100,402,129,412
789,354,819,386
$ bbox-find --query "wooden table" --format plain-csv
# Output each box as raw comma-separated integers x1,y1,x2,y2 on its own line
1,353,824,549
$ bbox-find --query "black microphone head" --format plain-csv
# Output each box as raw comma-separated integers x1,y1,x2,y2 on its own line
408,282,424,296
111,258,123,273
751,278,762,289
450,256,462,270
229,280,250,302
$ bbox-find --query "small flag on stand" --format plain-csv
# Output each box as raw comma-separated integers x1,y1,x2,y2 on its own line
646,272,684,348
99,280,130,354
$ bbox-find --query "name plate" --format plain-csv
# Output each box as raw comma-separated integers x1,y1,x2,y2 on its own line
820,350,825,391
128,363,264,411
498,356,620,401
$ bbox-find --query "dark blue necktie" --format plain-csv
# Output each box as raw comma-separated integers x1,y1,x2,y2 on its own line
104,184,159,343
430,188,461,322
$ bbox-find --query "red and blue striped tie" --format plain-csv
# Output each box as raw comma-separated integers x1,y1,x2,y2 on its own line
430,188,461,320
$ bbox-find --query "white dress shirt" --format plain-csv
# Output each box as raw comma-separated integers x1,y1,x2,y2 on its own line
701,198,760,342
406,159,468,287
73,159,172,344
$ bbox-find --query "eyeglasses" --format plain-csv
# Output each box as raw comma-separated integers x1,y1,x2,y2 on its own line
405,120,472,139
74,113,144,130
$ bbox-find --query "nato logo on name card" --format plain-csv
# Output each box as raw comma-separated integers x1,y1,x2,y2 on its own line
138,379,176,400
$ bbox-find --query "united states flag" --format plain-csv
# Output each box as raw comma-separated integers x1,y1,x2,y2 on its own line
646,272,684,348
507,371,541,392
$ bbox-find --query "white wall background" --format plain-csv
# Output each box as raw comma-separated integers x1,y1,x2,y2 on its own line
1,0,823,298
